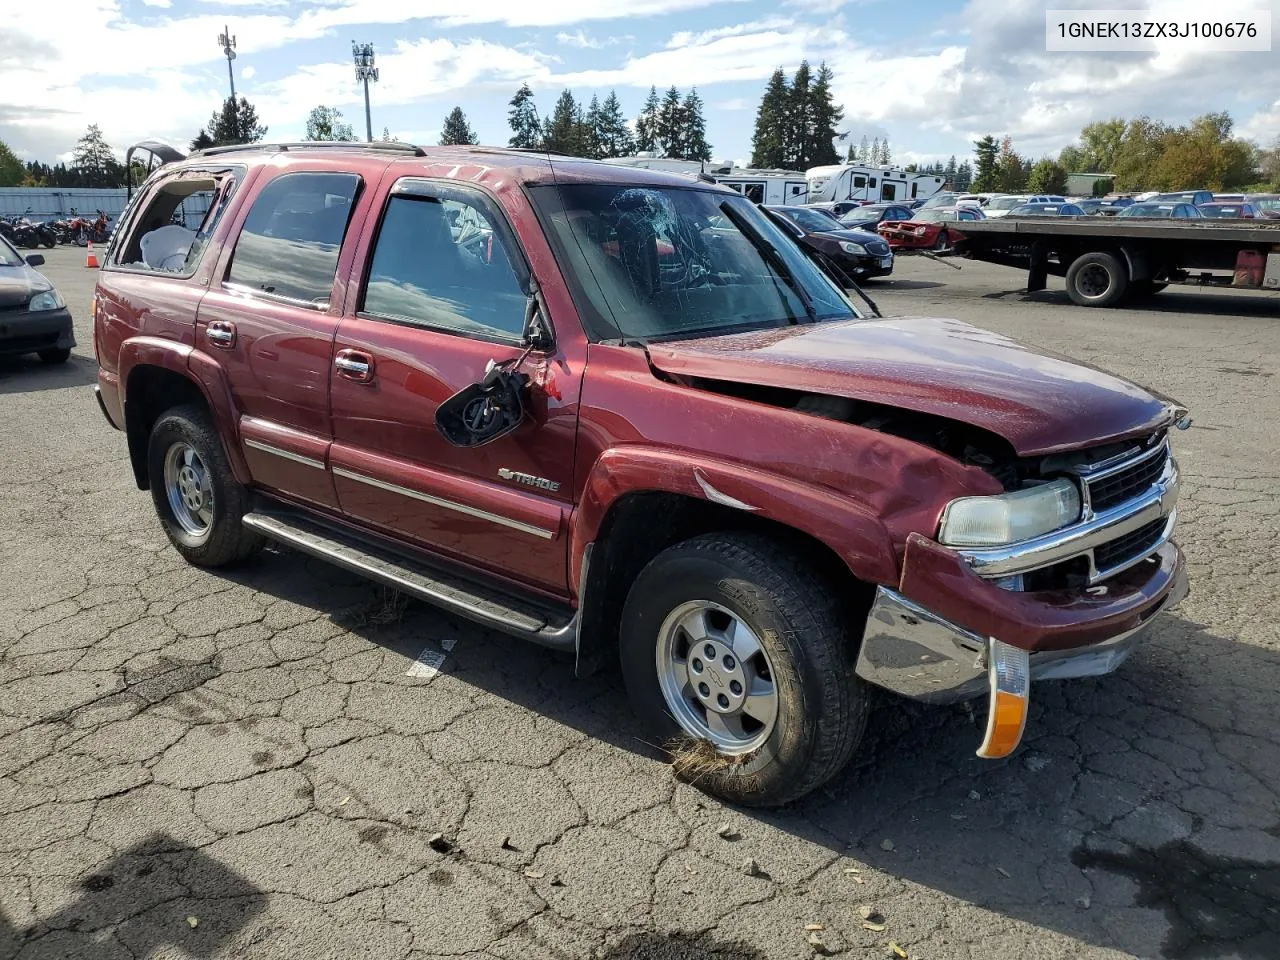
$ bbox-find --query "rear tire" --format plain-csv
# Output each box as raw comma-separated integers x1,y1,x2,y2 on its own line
932,230,949,252
619,532,869,807
147,404,263,568
1066,251,1128,307
38,348,71,364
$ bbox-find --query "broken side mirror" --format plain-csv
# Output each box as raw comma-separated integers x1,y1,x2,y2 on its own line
436,359,529,448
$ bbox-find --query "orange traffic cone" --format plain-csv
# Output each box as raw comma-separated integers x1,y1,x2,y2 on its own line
85,242,99,269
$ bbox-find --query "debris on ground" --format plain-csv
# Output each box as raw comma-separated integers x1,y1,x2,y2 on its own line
1075,896,1091,909
859,905,883,922
968,790,981,800
523,869,545,879
427,832,452,853
186,916,199,929
805,923,825,931
888,941,909,958
862,922,886,932
740,857,761,877
717,823,740,841
879,838,895,852
996,866,1011,878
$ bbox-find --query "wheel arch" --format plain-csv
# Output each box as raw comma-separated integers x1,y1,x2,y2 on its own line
571,449,893,674
121,338,248,490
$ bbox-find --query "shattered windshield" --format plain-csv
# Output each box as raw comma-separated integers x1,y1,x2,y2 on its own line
531,183,857,342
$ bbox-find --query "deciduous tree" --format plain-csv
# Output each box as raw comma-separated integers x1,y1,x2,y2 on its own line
0,140,24,187
305,105,357,142
1027,158,1068,194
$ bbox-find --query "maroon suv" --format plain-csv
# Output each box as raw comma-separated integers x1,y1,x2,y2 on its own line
93,141,1189,805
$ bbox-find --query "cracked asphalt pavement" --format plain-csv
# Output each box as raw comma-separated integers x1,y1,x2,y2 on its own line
2,249,1278,959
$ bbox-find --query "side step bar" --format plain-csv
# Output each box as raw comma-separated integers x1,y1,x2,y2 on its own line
242,510,579,652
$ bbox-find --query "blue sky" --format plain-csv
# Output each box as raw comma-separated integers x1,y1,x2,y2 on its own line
3,0,1278,169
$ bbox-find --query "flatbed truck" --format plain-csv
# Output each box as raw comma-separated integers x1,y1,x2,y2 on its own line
958,217,1280,307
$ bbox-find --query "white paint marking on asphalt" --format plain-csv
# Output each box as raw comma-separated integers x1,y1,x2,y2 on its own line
406,647,447,680
442,636,458,653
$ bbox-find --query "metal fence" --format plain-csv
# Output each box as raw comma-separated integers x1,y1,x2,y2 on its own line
0,188,212,226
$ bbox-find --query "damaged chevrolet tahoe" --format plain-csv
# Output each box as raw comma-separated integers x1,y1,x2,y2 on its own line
93,142,1189,806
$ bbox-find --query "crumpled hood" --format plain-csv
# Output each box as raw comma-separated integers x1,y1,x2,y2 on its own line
648,316,1176,456
0,264,49,308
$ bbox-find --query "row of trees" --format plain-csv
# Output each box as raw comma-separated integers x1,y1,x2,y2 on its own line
1056,113,1269,192
967,112,1279,197
845,135,892,166
749,62,844,170
905,157,974,192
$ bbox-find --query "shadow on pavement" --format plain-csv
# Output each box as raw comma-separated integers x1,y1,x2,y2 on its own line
0,354,98,395
212,545,1280,960
1016,288,1280,319
0,833,266,959
600,930,766,959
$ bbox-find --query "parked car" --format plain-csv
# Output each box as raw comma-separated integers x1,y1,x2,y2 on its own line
983,195,1032,219
1246,194,1280,219
1005,202,1087,217
920,191,961,210
94,141,1190,806
877,205,985,252
803,200,867,218
0,236,74,363
1076,197,1135,216
1212,193,1246,203
1152,191,1214,206
1196,201,1266,219
837,202,916,231
1118,202,1203,218
762,204,894,281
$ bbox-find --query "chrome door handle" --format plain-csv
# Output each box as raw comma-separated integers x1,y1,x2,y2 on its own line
335,349,374,382
206,321,236,348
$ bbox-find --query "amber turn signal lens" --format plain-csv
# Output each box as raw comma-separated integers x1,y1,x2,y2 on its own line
976,639,1030,759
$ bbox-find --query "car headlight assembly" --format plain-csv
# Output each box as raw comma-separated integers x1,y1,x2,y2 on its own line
839,241,867,255
939,478,1081,547
28,289,65,312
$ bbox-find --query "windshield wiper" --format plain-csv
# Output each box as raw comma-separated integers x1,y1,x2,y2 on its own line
718,202,817,324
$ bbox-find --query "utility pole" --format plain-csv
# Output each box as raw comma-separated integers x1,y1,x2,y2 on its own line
218,26,237,101
352,42,379,143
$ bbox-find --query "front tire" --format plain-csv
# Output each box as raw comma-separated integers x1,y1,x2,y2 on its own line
932,230,949,252
1066,251,1129,307
620,533,869,807
38,348,71,364
147,405,263,567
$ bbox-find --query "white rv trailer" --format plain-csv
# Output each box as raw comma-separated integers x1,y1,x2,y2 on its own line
806,164,946,205
600,155,809,205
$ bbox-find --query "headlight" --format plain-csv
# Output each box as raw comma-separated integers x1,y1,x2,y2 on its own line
839,241,867,255
939,478,1081,547
28,289,65,312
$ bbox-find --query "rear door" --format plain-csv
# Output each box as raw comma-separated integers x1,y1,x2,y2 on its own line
196,168,366,510
328,178,580,594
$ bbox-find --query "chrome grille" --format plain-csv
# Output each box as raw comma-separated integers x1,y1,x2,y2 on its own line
1093,517,1167,576
1084,443,1170,513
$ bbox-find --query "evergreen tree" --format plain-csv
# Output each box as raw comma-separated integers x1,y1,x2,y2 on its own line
439,106,479,146
635,86,661,153
0,140,23,187
879,138,892,166
507,83,542,150
305,105,357,142
381,127,393,142
971,135,999,191
681,88,711,162
584,94,604,159
846,144,856,162
804,63,843,167
749,69,788,168
944,154,957,185
856,135,870,164
655,86,685,158
190,130,215,152
956,160,974,191
71,124,123,187
544,90,588,156
784,60,812,169
594,90,634,158
203,96,267,147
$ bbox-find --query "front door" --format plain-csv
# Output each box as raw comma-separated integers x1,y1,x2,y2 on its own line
196,169,366,510
329,179,580,594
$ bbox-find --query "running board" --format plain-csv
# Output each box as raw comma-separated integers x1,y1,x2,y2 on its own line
242,510,578,651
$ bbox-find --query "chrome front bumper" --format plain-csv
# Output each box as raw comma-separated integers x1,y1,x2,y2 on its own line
854,557,1190,705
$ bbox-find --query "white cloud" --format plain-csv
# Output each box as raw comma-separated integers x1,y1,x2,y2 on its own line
714,98,751,110
141,0,172,7
241,65,257,79
665,17,793,49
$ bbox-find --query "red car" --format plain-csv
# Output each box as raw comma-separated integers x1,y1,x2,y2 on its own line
1197,201,1266,219
879,206,985,252
93,140,1189,806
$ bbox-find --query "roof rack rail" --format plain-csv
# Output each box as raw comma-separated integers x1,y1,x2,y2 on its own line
191,141,426,158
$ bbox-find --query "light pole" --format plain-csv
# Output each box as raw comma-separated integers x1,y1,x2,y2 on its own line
352,42,379,142
218,26,237,101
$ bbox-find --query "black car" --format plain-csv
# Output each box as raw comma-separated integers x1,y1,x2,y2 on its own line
761,205,894,281
838,202,916,231
1076,198,1135,216
0,237,74,363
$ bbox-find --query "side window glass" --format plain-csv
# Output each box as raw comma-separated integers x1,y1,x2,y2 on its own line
114,170,241,274
227,172,360,305
362,194,528,341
